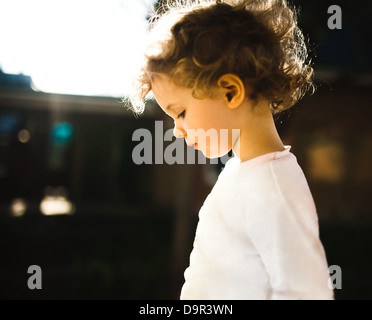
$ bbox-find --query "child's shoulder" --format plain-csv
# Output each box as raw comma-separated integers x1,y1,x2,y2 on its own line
221,147,308,196
222,146,294,173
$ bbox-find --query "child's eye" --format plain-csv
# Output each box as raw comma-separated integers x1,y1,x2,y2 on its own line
177,110,186,119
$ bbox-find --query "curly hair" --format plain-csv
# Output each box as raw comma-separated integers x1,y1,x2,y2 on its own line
129,0,314,115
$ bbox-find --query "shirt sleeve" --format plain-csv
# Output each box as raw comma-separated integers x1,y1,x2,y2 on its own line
244,160,334,300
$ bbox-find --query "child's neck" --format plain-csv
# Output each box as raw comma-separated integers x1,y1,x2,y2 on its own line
232,100,285,162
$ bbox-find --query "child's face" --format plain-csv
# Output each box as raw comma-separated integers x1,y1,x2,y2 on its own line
151,74,240,158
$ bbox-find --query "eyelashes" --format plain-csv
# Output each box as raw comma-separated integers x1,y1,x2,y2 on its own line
177,110,186,119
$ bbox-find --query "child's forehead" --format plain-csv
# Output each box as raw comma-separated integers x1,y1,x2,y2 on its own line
151,74,182,101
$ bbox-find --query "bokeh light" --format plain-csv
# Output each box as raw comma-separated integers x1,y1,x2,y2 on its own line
10,198,28,217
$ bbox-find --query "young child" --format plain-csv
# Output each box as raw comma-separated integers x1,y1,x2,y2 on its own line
130,0,334,299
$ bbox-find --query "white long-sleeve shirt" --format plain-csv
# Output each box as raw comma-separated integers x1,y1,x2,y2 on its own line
180,146,334,300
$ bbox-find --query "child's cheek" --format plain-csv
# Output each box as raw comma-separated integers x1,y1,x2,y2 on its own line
184,116,197,131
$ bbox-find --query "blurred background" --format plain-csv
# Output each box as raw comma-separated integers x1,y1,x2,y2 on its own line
0,0,371,300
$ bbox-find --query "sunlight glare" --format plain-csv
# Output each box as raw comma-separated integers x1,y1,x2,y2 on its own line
0,0,155,97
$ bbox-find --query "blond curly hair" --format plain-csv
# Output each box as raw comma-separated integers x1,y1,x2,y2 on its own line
129,0,314,114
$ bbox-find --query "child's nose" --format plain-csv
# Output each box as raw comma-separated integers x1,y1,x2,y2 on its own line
173,124,185,139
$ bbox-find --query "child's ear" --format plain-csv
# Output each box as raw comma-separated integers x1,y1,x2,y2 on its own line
217,74,245,108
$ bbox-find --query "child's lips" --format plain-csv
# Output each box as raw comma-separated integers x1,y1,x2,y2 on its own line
187,142,198,149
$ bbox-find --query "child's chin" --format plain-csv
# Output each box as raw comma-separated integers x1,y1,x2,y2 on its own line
202,148,230,160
